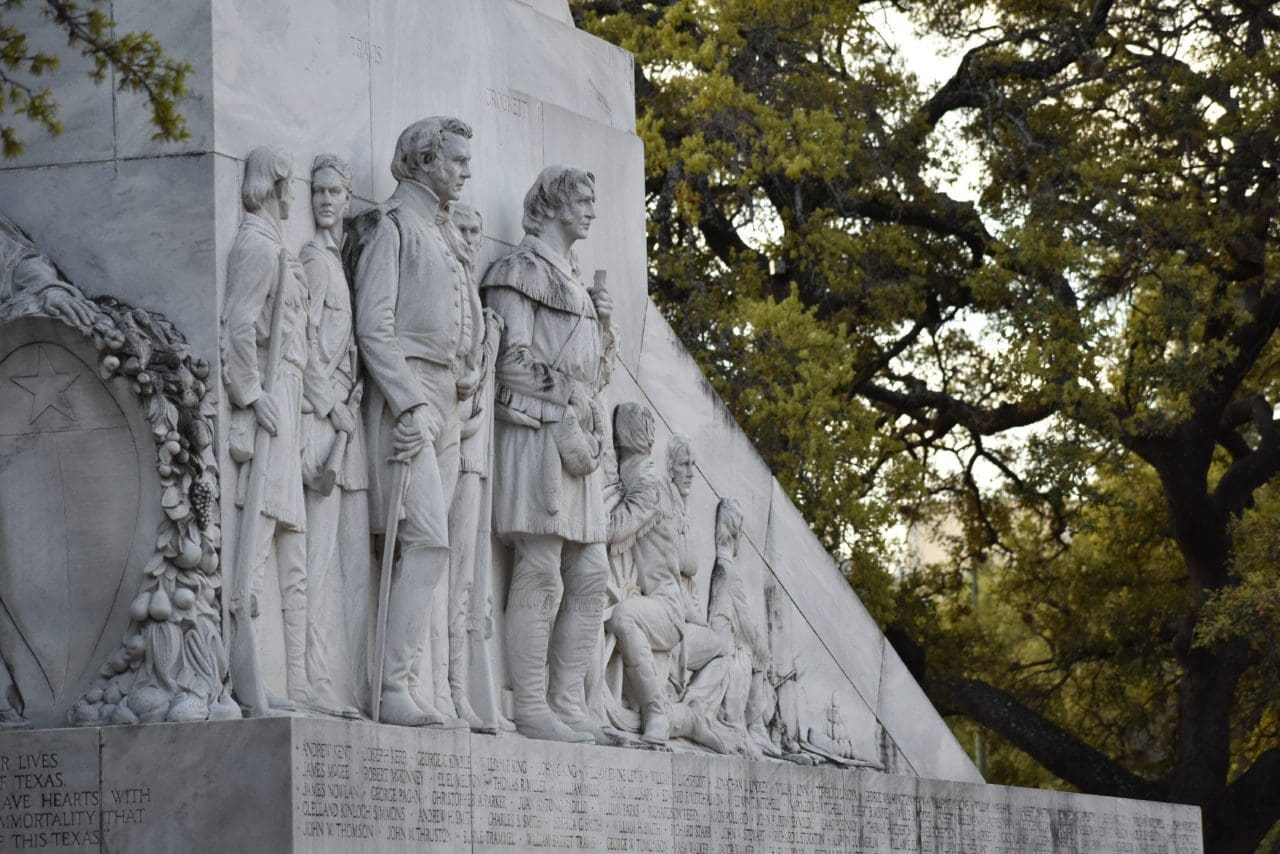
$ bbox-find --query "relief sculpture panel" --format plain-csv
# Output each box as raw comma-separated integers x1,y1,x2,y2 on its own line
0,132,885,775
0,213,230,730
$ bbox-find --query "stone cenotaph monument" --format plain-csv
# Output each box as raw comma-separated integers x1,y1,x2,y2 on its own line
0,1,1203,852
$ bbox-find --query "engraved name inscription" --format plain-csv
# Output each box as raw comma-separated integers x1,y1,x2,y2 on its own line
348,36,384,65
672,760,1203,854
294,738,470,849
483,88,531,119
470,740,672,852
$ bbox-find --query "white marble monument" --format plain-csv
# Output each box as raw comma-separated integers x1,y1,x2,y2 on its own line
0,0,1203,851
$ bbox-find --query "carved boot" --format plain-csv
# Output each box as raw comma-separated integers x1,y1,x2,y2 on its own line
380,547,449,727
448,619,484,730
229,609,288,717
508,596,592,743
282,606,310,706
745,672,780,756
427,598,458,720
547,593,606,740
671,700,725,754
425,574,470,730
625,661,670,745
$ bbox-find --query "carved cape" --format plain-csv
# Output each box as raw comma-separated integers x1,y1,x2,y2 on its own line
480,235,616,543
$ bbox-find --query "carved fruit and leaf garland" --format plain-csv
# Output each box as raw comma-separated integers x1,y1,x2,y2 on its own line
61,296,238,726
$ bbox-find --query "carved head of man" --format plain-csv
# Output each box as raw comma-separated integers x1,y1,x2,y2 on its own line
714,498,744,560
242,146,294,222
310,153,352,233
451,203,484,263
522,165,596,245
390,116,473,204
667,434,695,498
613,401,655,458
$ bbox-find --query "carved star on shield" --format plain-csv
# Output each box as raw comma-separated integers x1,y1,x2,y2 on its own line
10,345,79,424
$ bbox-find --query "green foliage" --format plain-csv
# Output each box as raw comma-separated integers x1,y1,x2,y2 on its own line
705,290,903,619
1197,487,1280,670
577,0,1280,848
0,0,190,157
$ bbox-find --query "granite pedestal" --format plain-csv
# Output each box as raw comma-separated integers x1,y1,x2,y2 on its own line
0,722,1202,854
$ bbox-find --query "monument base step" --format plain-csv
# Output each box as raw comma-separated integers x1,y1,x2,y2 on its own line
0,719,1201,853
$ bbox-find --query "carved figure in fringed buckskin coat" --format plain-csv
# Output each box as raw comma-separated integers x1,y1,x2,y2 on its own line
480,165,616,743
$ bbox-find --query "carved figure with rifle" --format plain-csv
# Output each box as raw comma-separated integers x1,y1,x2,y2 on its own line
481,166,617,743
222,146,311,716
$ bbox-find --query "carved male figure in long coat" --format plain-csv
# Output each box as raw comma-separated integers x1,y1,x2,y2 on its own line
300,154,370,718
424,202,506,730
349,117,483,727
222,146,310,714
481,166,616,742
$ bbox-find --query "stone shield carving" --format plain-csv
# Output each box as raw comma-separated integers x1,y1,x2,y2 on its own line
0,320,157,725
0,269,232,727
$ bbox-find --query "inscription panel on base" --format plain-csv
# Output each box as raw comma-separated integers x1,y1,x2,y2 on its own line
293,720,471,853
0,729,100,853
470,737,674,853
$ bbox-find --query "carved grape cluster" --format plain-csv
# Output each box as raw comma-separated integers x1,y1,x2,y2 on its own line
190,479,216,530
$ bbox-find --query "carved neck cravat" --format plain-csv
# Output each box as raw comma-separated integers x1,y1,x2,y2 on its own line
398,177,452,225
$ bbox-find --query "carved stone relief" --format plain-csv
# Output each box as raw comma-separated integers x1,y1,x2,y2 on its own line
480,165,617,744
299,154,370,719
0,127,880,770
221,146,312,717
345,117,482,728
0,213,230,729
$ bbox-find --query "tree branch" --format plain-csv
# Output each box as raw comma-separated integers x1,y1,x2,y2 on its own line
920,0,1117,128
860,378,1056,438
1215,396,1259,460
851,320,929,390
834,191,993,265
1212,397,1280,519
928,674,1162,800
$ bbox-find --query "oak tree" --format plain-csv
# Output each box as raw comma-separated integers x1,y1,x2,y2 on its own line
574,1,1280,851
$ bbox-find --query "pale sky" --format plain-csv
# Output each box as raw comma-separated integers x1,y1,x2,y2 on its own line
864,6,988,205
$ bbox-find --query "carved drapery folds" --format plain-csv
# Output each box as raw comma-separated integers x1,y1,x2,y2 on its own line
0,122,873,770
